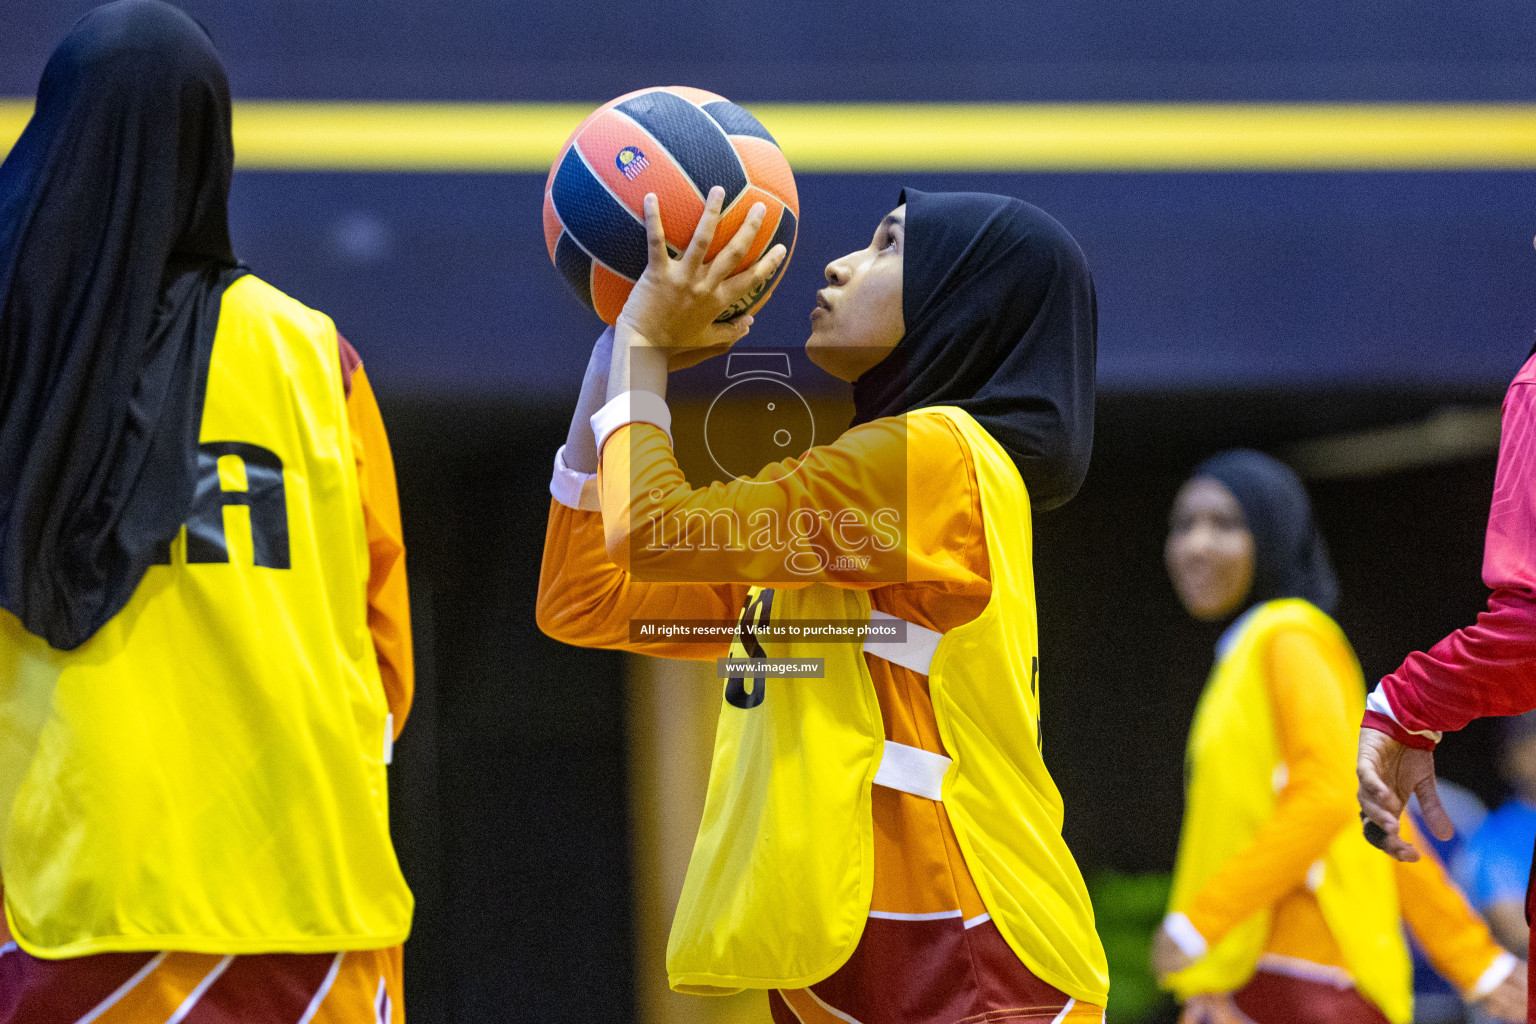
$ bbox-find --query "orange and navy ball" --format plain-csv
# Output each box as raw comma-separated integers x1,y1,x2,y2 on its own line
543,86,799,325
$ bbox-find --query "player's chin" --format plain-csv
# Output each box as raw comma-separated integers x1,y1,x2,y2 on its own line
804,331,840,375
1175,589,1225,622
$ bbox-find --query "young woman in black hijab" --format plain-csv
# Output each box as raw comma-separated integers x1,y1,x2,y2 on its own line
0,3,414,1019
1151,451,1523,1024
539,187,1107,1020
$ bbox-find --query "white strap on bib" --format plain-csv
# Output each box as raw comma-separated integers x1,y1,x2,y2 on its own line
873,740,951,801
862,610,943,676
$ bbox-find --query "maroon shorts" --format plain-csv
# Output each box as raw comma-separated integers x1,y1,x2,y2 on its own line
0,942,402,1024
767,914,1102,1023
1229,970,1390,1024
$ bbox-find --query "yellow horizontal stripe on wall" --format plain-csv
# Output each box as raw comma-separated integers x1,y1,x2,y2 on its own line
3,100,1536,172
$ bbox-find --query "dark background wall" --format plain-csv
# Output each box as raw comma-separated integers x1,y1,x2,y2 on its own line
222,168,1536,396
383,403,636,1023
6,3,1536,397
5,2,1535,1020
6,0,1536,102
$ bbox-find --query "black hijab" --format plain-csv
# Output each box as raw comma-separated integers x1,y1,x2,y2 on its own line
1194,449,1339,615
851,189,1097,511
0,0,244,650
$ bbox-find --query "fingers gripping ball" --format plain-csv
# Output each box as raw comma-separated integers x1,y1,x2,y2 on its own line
543,86,799,324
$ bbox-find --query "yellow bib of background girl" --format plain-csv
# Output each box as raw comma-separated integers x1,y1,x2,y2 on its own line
0,275,412,956
666,406,1108,1005
1167,599,1411,1023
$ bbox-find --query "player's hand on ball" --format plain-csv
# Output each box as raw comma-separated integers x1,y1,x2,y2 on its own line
1475,960,1527,1022
1356,727,1451,862
616,185,786,359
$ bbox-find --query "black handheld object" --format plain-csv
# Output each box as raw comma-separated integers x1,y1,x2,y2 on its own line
1362,820,1390,851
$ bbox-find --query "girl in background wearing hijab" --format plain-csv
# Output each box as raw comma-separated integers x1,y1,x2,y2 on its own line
1150,452,1522,1024
0,3,412,1020
538,186,1107,1021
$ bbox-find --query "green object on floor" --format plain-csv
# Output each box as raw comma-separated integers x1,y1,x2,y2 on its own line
1088,870,1176,1024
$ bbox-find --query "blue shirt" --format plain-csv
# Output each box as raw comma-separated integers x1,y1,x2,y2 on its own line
1407,782,1490,1004
1455,798,1536,911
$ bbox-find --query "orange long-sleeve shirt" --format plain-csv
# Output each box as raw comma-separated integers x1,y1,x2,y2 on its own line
539,412,997,921
340,338,413,734
1183,628,1507,996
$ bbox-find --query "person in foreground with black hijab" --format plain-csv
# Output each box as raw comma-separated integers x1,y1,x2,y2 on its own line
1150,451,1523,1024
537,186,1107,1020
0,3,414,1020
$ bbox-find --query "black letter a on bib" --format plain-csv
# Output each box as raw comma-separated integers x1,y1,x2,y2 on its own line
186,442,291,568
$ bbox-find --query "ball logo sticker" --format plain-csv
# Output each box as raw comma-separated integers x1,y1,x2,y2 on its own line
616,146,649,181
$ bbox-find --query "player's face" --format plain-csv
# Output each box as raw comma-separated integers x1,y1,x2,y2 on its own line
805,205,905,381
1166,477,1256,622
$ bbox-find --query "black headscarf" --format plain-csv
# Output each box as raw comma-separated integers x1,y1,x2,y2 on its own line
1194,449,1339,614
0,0,244,650
851,189,1097,511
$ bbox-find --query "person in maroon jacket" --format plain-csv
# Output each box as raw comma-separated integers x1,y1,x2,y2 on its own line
1358,329,1536,1020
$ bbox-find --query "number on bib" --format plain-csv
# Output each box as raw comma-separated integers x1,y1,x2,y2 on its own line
725,588,775,709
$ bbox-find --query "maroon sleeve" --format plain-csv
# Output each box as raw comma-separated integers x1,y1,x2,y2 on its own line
1376,366,1536,737
338,333,361,399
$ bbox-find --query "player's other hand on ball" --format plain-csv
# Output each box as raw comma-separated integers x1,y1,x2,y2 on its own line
1475,959,1527,1022
1356,727,1452,862
617,186,786,360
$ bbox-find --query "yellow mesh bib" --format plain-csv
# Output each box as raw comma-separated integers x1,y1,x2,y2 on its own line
1166,599,1411,1023
0,275,411,956
666,407,1108,1004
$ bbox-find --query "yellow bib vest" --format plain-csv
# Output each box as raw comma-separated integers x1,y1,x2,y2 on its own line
666,406,1109,1005
1166,599,1411,1023
0,275,412,957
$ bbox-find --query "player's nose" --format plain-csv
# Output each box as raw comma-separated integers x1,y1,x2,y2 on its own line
824,258,851,286
1180,524,1218,558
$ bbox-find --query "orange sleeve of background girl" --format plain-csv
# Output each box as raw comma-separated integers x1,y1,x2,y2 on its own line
597,414,978,588
1395,814,1513,996
1182,628,1360,944
345,355,414,736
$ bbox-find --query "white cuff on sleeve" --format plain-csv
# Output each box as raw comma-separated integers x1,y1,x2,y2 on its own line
1366,684,1444,745
550,445,601,511
1467,950,1518,1001
590,390,672,456
1163,911,1208,960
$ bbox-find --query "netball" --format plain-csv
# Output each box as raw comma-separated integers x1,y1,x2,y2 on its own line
542,86,799,324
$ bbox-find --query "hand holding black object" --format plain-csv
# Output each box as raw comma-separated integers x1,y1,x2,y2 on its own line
1356,727,1454,862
